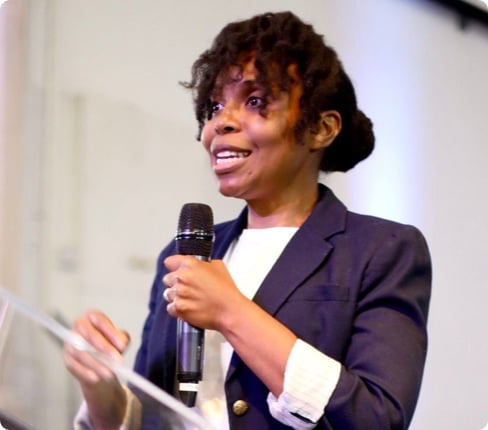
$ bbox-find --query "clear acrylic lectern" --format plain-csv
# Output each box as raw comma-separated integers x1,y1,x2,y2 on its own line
0,287,214,430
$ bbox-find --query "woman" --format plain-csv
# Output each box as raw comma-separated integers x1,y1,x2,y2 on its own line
66,11,431,429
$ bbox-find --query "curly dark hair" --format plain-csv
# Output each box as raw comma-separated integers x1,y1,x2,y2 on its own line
183,11,374,172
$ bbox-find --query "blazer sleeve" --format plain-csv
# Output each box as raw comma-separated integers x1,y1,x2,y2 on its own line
133,241,176,378
323,224,432,429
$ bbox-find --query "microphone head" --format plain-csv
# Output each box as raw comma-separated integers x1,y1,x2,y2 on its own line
176,203,214,258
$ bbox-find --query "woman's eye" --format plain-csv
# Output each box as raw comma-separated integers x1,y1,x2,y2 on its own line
210,102,223,116
246,96,266,108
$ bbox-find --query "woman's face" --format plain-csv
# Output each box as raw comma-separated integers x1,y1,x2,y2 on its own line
200,59,321,205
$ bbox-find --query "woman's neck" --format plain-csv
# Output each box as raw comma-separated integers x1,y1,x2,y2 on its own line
246,186,319,229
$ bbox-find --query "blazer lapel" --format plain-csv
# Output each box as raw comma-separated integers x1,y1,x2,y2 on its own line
253,184,347,315
253,225,334,315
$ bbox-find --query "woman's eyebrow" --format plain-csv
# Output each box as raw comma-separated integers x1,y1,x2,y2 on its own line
210,79,266,101
240,79,263,92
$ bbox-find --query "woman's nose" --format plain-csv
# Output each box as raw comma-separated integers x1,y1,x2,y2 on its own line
215,106,241,135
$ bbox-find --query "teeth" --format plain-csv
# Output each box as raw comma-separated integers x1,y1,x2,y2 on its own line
215,150,249,165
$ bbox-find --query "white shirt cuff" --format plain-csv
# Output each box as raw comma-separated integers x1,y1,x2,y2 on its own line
73,385,141,430
267,339,341,429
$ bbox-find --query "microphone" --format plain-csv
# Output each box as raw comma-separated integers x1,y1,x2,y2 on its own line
175,203,214,407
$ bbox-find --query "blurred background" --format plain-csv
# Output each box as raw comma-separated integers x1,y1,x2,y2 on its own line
0,0,487,428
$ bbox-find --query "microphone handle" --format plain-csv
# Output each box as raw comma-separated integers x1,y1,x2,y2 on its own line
177,319,204,406
176,254,208,407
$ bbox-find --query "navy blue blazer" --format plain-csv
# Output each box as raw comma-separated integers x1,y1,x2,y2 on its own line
134,184,431,429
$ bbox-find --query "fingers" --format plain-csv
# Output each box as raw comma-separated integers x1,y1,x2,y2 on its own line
74,310,130,358
162,256,215,320
161,256,238,327
162,271,179,289
162,257,186,316
65,343,114,384
64,310,130,386
87,311,131,354
163,254,185,271
162,285,178,317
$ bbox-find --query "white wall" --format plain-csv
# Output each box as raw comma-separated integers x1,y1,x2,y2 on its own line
1,0,487,428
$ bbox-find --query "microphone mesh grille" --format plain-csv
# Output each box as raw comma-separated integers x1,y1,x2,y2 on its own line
176,203,214,258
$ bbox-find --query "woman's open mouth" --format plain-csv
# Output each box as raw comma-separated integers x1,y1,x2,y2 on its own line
215,150,251,165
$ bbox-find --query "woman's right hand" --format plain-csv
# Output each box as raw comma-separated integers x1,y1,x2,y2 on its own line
64,310,131,430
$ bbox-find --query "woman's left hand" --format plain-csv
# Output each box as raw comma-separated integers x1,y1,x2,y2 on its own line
162,255,245,331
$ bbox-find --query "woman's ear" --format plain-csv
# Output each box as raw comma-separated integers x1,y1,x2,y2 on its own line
310,110,342,151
